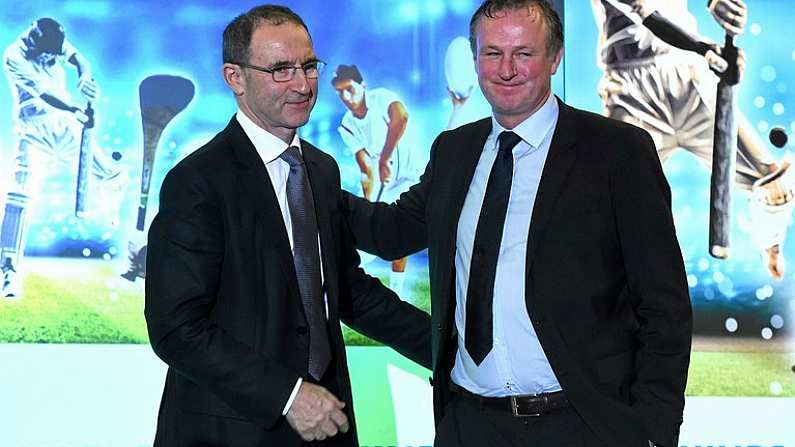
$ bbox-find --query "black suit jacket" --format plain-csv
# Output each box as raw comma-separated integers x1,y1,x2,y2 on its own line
145,117,432,447
345,100,692,446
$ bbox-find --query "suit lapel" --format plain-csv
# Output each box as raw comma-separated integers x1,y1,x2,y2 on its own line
445,118,493,245
226,118,303,310
525,99,579,272
440,118,492,332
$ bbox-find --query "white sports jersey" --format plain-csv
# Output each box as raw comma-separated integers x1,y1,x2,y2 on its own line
592,0,698,67
337,87,418,185
4,34,77,120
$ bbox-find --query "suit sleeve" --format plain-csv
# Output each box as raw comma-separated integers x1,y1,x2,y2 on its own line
144,166,300,429
611,127,692,446
343,132,447,259
332,165,432,369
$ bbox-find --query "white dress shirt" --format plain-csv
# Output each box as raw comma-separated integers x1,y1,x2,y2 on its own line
235,110,324,416
451,93,563,396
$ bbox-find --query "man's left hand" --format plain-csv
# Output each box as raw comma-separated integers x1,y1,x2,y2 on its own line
73,107,90,125
709,0,747,36
706,45,746,83
704,47,728,74
285,382,349,442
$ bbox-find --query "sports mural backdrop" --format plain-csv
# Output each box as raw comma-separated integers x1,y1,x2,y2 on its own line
0,0,793,446
567,0,795,385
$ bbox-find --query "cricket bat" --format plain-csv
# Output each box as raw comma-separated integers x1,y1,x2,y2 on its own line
74,102,95,217
709,34,740,259
136,75,195,231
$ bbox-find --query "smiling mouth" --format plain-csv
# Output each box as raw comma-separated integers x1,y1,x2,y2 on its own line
286,97,312,106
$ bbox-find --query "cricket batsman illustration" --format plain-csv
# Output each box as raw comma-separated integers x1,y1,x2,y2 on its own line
1,18,120,298
592,0,794,279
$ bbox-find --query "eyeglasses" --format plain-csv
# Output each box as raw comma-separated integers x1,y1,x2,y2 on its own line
236,60,327,82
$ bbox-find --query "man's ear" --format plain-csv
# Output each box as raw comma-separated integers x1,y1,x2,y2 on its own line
222,63,245,96
550,47,563,76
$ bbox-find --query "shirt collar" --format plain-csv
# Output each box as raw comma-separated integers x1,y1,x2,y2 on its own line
236,110,301,164
489,93,559,150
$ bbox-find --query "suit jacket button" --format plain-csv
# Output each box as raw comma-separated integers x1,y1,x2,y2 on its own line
436,323,442,332
297,326,308,335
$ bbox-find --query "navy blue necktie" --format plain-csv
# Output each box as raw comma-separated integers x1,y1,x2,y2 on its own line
280,146,331,380
465,131,522,366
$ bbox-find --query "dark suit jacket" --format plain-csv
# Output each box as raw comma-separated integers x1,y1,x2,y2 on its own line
145,117,432,447
345,99,692,446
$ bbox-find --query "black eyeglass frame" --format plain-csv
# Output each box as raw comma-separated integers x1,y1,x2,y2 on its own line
234,59,327,82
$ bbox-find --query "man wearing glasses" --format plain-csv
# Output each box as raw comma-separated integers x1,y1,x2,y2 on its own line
144,5,431,446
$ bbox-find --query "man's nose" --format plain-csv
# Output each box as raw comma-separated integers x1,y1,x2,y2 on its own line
289,68,312,92
498,56,517,79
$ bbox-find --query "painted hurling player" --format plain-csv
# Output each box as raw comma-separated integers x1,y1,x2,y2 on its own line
592,0,794,279
332,65,420,298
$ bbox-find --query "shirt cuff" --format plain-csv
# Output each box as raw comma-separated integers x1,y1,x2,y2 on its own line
282,377,303,415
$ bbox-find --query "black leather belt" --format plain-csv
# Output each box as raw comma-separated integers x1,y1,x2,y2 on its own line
451,383,570,417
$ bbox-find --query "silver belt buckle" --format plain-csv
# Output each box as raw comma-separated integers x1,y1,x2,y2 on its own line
510,395,542,417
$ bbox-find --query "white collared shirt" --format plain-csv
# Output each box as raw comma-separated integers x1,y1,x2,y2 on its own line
235,110,322,415
451,93,563,396
236,110,300,249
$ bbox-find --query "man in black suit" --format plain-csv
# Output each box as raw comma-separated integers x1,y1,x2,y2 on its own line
144,5,431,446
344,1,692,446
